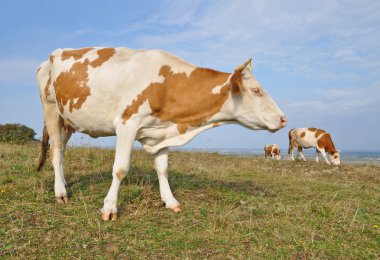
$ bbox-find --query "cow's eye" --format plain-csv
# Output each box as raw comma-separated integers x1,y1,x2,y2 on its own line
251,88,261,95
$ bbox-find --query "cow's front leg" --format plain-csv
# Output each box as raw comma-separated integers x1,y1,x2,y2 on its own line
101,123,137,221
319,149,331,165
298,147,306,161
154,148,181,212
315,149,320,163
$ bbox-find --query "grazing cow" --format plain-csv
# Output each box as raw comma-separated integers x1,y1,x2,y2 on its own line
36,47,287,220
288,128,340,165
264,144,281,160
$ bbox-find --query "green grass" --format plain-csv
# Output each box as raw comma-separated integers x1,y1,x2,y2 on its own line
1,143,379,258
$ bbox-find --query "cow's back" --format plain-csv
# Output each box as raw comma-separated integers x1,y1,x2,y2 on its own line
290,128,327,148
37,47,196,136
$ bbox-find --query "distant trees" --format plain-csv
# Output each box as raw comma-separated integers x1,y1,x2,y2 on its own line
0,124,37,144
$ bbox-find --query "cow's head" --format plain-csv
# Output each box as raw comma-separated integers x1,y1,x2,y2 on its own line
227,59,287,132
273,148,282,160
330,151,341,165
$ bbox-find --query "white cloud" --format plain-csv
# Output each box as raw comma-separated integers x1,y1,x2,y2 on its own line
129,0,380,80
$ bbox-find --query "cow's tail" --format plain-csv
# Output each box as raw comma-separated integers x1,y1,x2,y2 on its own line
287,129,294,155
37,124,49,171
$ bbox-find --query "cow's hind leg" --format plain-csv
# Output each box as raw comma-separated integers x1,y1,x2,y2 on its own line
44,105,73,203
101,122,137,221
60,126,73,188
154,148,181,212
288,142,296,160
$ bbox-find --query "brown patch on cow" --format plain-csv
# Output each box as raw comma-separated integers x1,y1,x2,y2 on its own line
176,124,189,134
61,47,94,61
51,48,115,111
54,59,91,113
288,129,294,141
90,48,116,68
317,133,337,155
230,71,242,94
42,55,56,97
315,129,326,138
308,127,317,132
116,169,126,181
273,147,279,155
334,155,338,159
300,132,306,138
44,71,52,97
121,65,230,134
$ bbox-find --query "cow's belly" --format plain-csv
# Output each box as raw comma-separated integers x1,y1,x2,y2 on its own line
58,93,118,137
136,118,213,154
61,111,116,137
297,138,317,149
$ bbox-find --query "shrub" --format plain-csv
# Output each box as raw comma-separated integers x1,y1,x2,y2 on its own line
0,123,37,144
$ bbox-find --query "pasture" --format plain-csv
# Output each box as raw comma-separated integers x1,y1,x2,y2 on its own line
1,143,379,258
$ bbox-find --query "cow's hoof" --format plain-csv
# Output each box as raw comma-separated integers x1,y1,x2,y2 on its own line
171,206,181,212
55,195,69,204
101,211,117,221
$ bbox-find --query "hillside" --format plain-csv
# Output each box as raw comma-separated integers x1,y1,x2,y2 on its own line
0,143,379,258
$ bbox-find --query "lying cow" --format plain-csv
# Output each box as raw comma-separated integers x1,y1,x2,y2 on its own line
264,144,281,160
288,128,340,165
36,47,287,220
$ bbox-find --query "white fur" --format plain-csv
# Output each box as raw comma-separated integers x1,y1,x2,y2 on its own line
211,84,224,94
154,148,180,209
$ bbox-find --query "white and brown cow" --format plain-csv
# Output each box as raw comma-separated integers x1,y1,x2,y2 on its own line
288,128,340,165
36,47,287,220
264,144,281,160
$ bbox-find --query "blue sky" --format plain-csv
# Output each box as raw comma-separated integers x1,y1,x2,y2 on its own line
1,0,380,151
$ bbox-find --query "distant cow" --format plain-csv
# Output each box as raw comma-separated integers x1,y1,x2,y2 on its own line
36,47,287,221
288,128,340,165
264,144,281,160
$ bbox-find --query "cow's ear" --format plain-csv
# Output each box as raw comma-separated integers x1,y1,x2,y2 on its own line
234,58,253,75
230,58,252,94
229,71,243,95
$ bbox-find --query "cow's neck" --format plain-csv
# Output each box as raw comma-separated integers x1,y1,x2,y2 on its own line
322,134,337,155
325,142,337,155
153,66,232,134
122,65,232,134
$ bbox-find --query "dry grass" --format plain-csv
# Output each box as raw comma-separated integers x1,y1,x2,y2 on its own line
0,143,379,259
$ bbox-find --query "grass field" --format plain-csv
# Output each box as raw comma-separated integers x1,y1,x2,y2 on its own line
1,143,379,259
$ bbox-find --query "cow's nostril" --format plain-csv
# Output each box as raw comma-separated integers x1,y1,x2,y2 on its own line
280,116,287,126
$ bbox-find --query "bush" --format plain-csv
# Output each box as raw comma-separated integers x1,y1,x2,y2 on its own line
0,124,37,144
